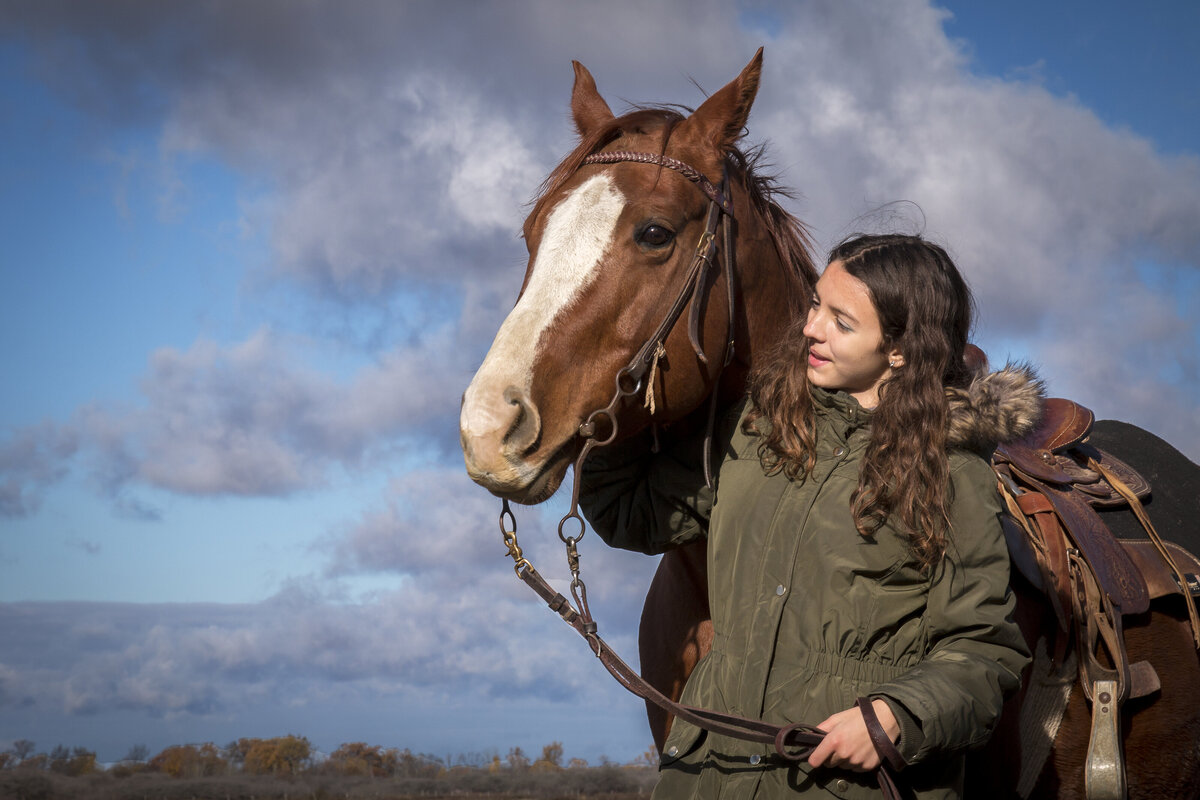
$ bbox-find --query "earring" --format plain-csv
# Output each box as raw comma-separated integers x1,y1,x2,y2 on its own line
889,359,896,368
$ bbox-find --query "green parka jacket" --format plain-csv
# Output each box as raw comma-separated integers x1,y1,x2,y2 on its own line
579,367,1041,800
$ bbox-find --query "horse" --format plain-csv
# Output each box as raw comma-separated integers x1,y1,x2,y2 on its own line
459,45,815,757
459,50,1200,799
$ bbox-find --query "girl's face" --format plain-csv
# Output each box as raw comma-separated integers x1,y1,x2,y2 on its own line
802,260,904,409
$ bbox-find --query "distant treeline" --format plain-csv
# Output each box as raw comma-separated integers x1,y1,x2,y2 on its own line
0,736,659,799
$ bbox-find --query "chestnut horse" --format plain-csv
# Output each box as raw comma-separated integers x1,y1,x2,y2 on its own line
459,45,814,753
459,51,1200,798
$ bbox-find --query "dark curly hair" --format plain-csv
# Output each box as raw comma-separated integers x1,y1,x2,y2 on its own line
745,233,975,566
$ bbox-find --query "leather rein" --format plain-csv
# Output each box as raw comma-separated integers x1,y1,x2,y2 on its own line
496,150,902,798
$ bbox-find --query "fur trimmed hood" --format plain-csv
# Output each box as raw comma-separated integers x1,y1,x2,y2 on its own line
946,362,1045,455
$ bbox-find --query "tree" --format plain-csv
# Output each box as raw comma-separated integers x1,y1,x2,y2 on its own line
124,744,149,763
540,741,564,768
48,745,70,774
393,748,441,778
327,742,386,777
531,741,564,772
150,745,199,778
10,740,35,763
66,747,96,776
241,735,311,776
226,739,251,768
45,745,97,776
631,743,660,768
506,746,529,771
148,743,225,778
21,754,48,771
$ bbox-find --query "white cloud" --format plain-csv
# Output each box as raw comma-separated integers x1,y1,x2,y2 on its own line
119,327,468,495
2,0,1199,762
746,1,1200,456
1,324,472,509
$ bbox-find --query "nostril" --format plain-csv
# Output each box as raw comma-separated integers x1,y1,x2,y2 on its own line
502,385,542,456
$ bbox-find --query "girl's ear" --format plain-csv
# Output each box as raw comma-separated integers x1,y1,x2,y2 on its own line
887,347,905,369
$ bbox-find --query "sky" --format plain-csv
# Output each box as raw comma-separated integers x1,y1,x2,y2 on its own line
1,0,1198,766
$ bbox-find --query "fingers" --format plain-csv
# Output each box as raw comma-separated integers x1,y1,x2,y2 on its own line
806,707,881,772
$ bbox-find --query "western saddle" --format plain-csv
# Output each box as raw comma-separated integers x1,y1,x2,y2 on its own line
992,394,1200,800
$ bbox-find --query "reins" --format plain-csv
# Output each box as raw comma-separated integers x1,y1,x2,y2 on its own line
495,150,903,799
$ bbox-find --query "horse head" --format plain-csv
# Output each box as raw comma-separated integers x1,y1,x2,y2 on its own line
461,49,813,503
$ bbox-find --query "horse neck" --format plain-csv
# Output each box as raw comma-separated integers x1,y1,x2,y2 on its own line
719,183,814,400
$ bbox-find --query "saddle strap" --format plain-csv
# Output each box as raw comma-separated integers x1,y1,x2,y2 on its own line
1091,458,1200,649
998,474,1072,632
1069,550,1134,703
1016,493,1071,613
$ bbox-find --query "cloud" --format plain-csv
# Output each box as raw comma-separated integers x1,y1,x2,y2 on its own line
0,543,656,720
4,0,1193,520
321,466,658,623
119,326,469,493
0,422,78,518
1,323,474,511
744,2,1200,456
2,0,1199,762
3,0,753,299
324,469,508,577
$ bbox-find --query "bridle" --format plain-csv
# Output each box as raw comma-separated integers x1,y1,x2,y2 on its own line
503,146,737,641
494,149,902,798
560,150,738,529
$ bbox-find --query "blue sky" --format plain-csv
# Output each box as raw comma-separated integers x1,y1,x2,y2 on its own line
1,0,1197,766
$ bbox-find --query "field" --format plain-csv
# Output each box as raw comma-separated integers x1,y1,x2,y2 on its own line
0,764,658,800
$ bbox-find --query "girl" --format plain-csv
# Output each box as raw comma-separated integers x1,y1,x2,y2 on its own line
581,234,1038,798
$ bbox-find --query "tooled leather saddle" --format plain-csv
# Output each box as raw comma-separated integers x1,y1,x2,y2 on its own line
991,395,1200,800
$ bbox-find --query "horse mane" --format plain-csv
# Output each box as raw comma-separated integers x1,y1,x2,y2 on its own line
529,107,818,292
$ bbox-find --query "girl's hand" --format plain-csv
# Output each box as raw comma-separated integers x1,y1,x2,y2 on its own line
807,699,899,772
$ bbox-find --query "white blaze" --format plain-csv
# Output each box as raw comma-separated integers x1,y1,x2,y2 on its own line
461,174,625,445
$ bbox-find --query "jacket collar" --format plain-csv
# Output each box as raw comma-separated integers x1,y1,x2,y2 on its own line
945,362,1044,455
808,362,1044,456
811,386,873,439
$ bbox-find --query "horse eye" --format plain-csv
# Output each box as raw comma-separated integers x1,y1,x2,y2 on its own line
637,224,675,248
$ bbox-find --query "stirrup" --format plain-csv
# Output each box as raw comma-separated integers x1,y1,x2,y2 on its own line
1084,679,1127,800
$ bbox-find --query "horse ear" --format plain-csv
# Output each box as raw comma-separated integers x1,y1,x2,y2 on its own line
571,61,615,138
682,47,764,154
